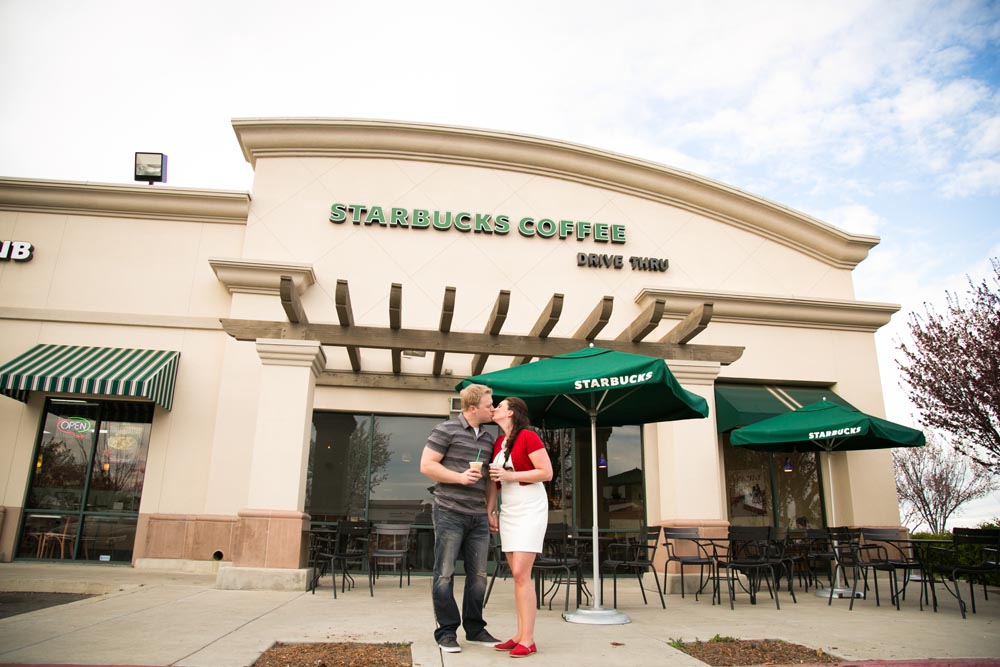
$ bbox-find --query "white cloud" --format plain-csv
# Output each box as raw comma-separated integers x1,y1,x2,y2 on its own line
942,159,1000,196
970,114,1000,156
819,203,885,235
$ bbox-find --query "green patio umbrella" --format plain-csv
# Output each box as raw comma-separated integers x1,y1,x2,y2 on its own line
457,346,709,624
730,399,925,526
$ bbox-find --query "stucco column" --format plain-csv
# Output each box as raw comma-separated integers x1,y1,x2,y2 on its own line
217,338,325,590
650,360,724,523
648,361,728,593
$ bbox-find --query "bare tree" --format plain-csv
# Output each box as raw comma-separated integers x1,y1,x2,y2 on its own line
897,258,1000,473
894,432,999,533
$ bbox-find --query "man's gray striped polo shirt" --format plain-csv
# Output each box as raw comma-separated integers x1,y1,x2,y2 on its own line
425,413,495,515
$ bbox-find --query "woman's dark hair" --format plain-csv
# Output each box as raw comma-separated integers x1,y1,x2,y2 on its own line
503,397,531,464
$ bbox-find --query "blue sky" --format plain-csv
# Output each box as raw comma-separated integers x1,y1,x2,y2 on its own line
2,0,998,525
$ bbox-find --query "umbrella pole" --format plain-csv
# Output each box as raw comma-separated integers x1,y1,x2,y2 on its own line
563,411,630,625
814,446,860,599
827,450,836,527
591,413,601,609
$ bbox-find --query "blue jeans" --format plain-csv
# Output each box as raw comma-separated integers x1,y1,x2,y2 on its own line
431,505,490,642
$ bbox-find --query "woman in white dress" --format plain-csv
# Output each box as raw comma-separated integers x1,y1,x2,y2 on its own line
487,397,553,658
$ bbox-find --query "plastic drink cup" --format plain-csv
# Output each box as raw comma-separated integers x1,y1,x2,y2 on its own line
469,460,483,473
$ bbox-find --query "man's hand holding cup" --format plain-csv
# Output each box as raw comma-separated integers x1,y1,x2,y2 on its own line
462,459,483,485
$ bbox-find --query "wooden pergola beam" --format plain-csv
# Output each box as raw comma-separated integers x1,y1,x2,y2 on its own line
279,275,308,324
511,293,564,366
220,318,744,365
335,279,361,372
433,286,456,376
615,298,665,343
471,290,510,375
662,303,714,344
390,282,402,374
318,370,458,391
573,296,614,340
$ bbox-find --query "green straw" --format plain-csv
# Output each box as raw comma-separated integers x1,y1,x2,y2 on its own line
475,450,481,462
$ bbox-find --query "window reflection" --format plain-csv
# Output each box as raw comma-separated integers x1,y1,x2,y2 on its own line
774,451,822,529
306,413,646,570
722,435,824,529
724,442,772,527
87,406,152,512
29,401,100,511
19,398,152,561
368,416,450,524
541,425,643,533
307,413,447,525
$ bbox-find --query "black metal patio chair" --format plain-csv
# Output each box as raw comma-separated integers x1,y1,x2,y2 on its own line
858,527,924,610
533,523,587,612
716,526,782,610
307,528,337,594
928,527,1000,619
368,523,412,596
827,526,871,610
601,525,665,609
329,520,371,598
802,528,837,592
662,526,716,602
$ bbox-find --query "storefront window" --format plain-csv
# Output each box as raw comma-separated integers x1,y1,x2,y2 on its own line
722,435,824,529
17,398,153,562
307,413,646,569
723,442,772,527
368,416,454,524
773,451,823,530
307,413,371,522
570,425,644,534
28,400,100,511
87,406,151,512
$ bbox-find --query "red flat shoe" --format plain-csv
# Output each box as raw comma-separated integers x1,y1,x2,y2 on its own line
510,643,537,658
494,639,518,651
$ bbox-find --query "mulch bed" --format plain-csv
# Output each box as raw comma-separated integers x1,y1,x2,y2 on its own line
252,642,412,667
250,637,843,667
670,637,844,666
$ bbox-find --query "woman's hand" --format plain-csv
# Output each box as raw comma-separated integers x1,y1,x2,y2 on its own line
488,465,512,483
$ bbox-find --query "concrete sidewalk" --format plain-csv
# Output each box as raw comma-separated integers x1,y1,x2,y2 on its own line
0,562,998,666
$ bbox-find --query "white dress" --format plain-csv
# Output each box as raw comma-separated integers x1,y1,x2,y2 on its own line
492,445,548,553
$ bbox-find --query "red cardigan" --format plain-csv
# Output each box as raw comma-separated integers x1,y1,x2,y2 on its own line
493,429,545,486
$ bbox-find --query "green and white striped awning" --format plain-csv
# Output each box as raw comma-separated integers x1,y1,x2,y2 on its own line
0,344,180,410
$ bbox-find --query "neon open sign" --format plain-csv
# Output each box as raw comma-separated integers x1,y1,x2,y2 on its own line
56,417,93,438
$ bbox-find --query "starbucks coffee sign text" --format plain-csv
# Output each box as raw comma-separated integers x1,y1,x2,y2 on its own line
330,203,626,243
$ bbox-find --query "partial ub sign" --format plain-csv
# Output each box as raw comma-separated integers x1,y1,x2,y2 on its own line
0,240,33,262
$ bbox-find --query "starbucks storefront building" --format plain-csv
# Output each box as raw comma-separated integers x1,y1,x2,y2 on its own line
0,118,901,589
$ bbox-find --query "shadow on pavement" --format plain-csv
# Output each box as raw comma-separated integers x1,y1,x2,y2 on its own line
0,592,95,619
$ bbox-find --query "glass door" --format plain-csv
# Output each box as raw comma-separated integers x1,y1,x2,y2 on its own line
17,398,153,562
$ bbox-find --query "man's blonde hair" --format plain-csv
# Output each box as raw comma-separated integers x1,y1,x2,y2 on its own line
460,384,493,411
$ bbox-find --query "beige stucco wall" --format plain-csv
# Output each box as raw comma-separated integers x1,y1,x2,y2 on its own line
226,119,899,529
0,118,904,567
0,182,248,559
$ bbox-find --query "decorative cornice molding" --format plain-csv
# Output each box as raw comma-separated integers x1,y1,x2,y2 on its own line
232,118,880,269
209,258,316,296
0,177,249,225
637,288,899,332
666,360,722,386
255,339,326,377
